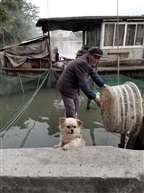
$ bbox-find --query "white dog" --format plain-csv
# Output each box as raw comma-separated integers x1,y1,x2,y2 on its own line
54,117,85,150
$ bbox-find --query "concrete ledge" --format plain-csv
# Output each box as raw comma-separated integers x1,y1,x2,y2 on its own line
0,146,144,193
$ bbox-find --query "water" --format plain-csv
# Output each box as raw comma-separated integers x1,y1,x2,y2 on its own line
0,40,121,149
51,40,83,58
0,88,121,149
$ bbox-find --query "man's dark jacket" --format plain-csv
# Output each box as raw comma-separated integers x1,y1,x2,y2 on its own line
56,54,105,100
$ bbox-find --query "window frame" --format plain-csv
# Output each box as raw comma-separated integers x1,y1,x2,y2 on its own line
101,22,144,48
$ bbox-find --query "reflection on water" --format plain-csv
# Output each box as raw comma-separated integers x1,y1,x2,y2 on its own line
0,88,121,149
51,40,83,58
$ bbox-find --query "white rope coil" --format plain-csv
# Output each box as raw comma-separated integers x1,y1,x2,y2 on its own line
101,82,143,137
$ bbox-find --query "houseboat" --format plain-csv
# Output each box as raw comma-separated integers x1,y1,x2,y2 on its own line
36,15,144,79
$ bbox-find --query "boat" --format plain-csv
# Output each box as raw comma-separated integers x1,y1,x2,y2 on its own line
35,15,144,79
0,35,66,76
0,35,67,95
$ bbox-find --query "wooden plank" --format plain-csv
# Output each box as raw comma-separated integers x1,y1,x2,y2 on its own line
1,67,63,72
107,52,130,55
98,66,144,72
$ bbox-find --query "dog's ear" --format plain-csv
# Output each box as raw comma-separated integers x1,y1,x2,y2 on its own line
59,117,66,125
77,119,83,127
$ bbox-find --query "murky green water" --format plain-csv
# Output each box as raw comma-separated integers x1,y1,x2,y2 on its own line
1,40,144,149
0,88,121,149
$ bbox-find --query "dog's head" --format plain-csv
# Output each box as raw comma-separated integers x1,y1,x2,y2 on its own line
59,117,83,135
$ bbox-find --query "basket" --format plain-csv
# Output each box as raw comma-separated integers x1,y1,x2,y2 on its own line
101,82,143,137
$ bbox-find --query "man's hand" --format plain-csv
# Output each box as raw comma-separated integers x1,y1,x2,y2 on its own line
103,84,109,88
94,95,101,107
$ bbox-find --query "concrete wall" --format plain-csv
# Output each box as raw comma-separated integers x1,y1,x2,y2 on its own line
0,146,144,193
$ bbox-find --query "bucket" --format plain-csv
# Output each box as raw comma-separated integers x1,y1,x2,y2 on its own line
100,82,143,137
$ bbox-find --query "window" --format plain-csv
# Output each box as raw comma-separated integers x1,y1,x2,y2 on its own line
135,24,144,45
104,24,124,46
125,25,136,46
104,24,114,46
114,24,125,46
103,23,144,47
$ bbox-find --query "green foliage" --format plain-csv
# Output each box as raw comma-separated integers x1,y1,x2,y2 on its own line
0,0,40,48
0,3,15,32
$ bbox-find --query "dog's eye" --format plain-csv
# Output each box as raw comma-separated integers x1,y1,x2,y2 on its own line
67,126,70,128
74,126,76,128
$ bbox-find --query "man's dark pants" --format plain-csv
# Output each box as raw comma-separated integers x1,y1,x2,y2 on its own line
61,94,80,118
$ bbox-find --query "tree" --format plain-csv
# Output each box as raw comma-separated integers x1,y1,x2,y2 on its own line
0,3,15,32
0,0,40,48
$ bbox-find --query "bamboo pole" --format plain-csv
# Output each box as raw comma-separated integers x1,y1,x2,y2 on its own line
18,72,24,93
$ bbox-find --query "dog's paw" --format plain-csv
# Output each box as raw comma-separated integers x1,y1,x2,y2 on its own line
54,144,59,148
62,145,68,151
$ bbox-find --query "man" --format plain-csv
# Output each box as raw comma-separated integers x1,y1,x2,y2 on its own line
51,46,59,64
75,45,89,58
56,47,108,118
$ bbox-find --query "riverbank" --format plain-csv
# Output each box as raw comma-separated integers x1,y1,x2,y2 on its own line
1,146,144,193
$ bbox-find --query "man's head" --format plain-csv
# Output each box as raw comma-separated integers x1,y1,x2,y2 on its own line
88,47,103,65
53,46,58,53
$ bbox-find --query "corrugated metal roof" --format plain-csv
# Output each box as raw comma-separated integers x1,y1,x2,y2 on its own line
36,15,144,32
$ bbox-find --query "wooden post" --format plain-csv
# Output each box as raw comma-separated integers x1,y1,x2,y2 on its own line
126,117,144,150
118,134,126,148
18,72,24,93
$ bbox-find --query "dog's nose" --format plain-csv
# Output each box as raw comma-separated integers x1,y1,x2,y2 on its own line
71,129,74,134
